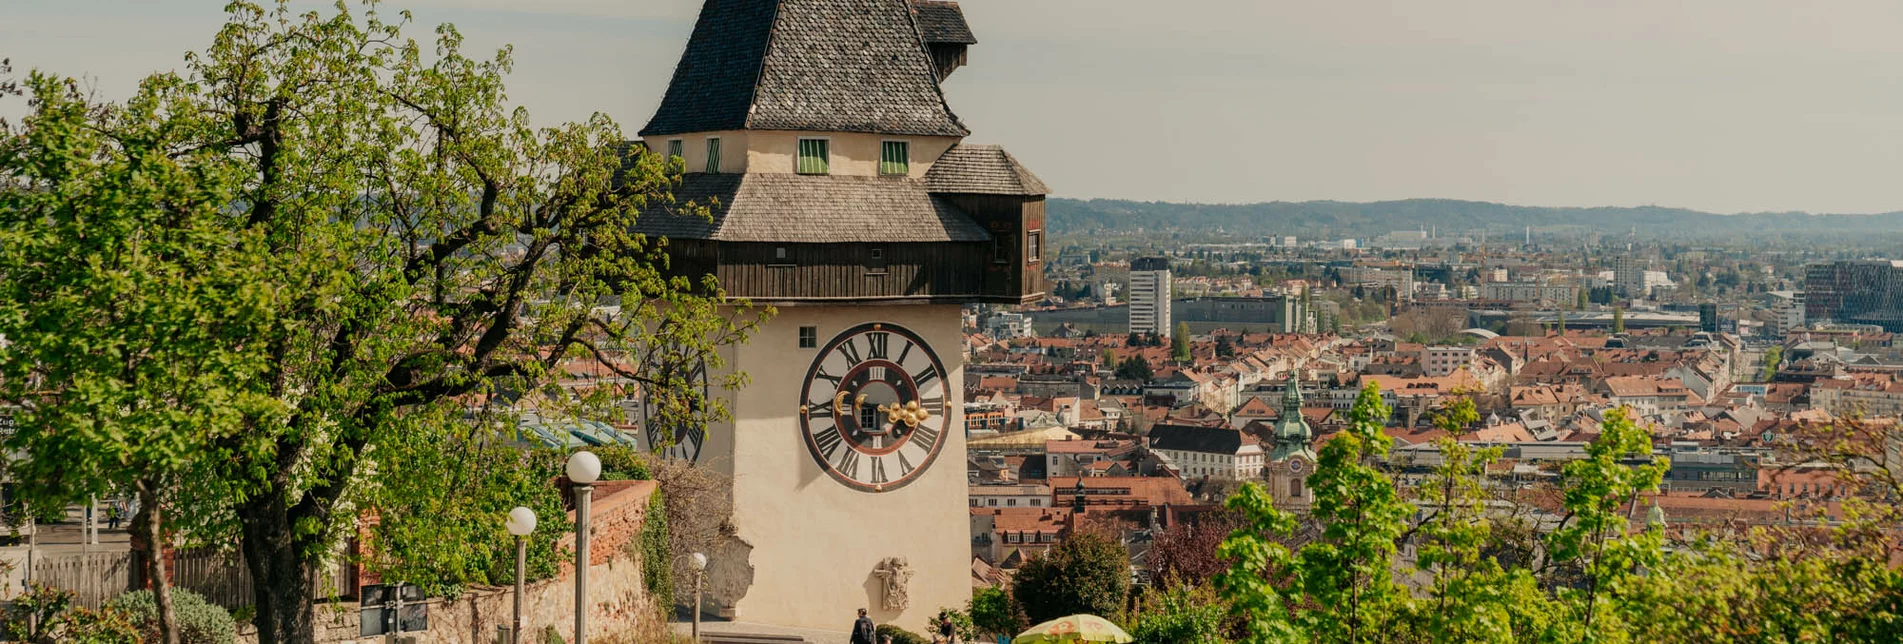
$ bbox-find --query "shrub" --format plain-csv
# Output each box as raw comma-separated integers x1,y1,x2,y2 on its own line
638,489,673,605
875,623,928,644
1010,531,1131,623
105,588,236,644
0,584,140,644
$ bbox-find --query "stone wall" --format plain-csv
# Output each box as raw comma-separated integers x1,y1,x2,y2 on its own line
293,480,661,644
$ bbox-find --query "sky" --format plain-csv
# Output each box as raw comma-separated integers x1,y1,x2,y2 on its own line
7,0,1903,214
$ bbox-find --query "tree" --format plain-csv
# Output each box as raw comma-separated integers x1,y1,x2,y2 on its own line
1296,382,1414,642
1148,511,1241,587
1102,349,1119,371
1,4,763,642
1612,307,1626,333
969,586,1026,639
1127,584,1227,644
1544,407,1667,639
1215,481,1303,643
1172,322,1193,362
1215,335,1236,358
1576,289,1589,310
1011,531,1130,623
1116,356,1155,382
1762,346,1783,382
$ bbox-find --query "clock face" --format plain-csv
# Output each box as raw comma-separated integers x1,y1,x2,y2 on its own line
643,352,709,462
1287,458,1306,474
798,323,949,492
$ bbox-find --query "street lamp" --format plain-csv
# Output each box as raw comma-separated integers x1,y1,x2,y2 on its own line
565,450,601,644
505,506,537,644
690,552,708,640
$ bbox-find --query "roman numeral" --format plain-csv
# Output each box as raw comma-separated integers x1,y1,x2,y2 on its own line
897,450,916,476
870,457,889,484
908,425,940,451
869,366,888,382
920,395,944,410
867,332,890,360
836,339,862,367
813,425,844,462
837,449,861,480
897,340,914,366
913,365,939,388
814,366,842,387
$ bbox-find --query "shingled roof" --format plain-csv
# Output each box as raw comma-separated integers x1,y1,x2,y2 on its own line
925,144,1049,195
638,173,990,242
913,1,977,44
641,0,969,138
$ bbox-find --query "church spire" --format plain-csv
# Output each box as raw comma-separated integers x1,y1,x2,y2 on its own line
1270,371,1315,463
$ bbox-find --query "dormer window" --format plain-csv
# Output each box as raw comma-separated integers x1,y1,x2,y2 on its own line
665,138,683,162
880,140,910,176
797,138,830,175
705,137,722,174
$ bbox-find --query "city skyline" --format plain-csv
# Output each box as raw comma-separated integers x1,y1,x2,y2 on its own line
11,0,1903,215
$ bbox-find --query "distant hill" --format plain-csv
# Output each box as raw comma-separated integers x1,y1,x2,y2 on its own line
1046,198,1903,241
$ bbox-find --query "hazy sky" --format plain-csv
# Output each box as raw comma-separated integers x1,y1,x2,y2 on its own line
8,0,1903,214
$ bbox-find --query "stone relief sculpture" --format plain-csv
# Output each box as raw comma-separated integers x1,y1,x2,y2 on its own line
873,557,912,612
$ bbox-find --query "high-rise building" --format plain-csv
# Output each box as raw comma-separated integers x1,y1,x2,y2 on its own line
634,0,1047,629
1805,260,1903,331
1130,256,1172,336
1615,256,1648,298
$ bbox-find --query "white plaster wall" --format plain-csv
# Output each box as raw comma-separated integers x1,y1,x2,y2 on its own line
706,304,969,631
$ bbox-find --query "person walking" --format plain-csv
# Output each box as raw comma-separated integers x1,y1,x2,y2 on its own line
936,613,958,644
850,608,877,644
106,503,121,531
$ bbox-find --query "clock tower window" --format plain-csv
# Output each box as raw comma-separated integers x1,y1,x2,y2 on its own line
799,326,818,349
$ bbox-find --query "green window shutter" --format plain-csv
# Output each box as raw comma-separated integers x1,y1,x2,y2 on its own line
880,141,909,176
666,139,683,161
798,139,829,174
705,138,722,174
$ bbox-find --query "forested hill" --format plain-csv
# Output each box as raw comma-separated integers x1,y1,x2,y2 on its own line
1046,198,1903,241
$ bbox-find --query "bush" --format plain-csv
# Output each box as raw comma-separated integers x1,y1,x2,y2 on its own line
638,489,673,605
875,623,928,644
105,588,236,644
1010,531,1130,624
1127,584,1226,644
1,584,140,644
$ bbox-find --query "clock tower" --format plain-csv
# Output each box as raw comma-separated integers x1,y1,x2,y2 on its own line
1267,372,1317,510
634,0,1046,630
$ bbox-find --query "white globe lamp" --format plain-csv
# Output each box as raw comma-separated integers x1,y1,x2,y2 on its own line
566,450,601,484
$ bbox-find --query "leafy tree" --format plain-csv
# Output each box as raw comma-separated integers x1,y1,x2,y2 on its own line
1544,407,1667,639
1,3,762,642
1297,382,1414,642
1127,584,1227,644
1102,349,1119,371
1010,531,1130,623
1214,482,1303,643
1172,322,1193,362
1148,511,1240,586
1115,356,1155,382
1761,346,1783,382
1612,307,1626,333
969,586,1027,639
1215,334,1236,358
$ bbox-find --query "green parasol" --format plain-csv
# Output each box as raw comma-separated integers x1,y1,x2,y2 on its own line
1012,614,1134,643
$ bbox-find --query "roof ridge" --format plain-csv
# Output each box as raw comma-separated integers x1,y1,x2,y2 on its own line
900,0,970,136
739,0,786,131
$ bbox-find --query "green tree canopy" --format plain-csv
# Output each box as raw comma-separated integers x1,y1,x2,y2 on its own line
1011,531,1131,624
1,3,763,642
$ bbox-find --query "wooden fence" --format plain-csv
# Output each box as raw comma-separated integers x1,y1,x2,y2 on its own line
170,549,254,611
31,551,131,608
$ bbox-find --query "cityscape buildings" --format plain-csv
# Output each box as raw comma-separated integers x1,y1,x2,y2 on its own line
1128,256,1172,336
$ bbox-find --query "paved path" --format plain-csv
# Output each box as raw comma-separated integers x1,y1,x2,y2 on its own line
672,619,852,644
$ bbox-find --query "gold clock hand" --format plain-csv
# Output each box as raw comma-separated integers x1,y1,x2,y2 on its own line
833,390,850,418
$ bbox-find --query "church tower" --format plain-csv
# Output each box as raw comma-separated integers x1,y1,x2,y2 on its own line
1267,372,1317,509
634,0,1047,630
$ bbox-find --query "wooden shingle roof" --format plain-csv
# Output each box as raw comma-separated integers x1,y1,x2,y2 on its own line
639,173,990,242
641,0,968,138
913,0,977,44
925,144,1050,195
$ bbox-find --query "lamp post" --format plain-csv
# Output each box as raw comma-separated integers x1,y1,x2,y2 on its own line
504,506,537,644
566,450,601,644
690,552,708,641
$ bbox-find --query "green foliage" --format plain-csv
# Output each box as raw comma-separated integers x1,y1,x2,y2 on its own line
1010,531,1131,624
875,623,928,644
1214,482,1302,643
1127,584,1227,644
106,589,236,644
1171,322,1193,362
639,489,673,606
969,586,1026,637
1545,407,1668,639
1,3,764,642
0,584,144,644
1762,346,1783,382
1612,307,1626,333
1295,382,1413,642
934,607,978,642
1115,356,1154,382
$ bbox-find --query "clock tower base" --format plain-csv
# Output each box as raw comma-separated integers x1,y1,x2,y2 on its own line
703,304,969,631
